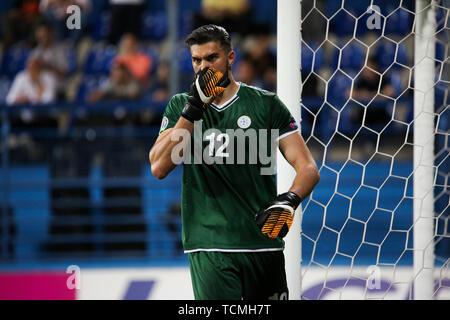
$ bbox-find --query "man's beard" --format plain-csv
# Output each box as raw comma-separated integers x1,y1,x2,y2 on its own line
218,60,231,89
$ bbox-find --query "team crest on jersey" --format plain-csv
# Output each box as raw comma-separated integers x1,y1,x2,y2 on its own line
237,115,251,129
159,116,169,133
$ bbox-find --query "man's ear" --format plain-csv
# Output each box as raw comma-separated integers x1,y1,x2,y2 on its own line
228,50,236,69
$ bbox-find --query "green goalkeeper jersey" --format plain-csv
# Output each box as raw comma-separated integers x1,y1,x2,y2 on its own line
159,83,298,252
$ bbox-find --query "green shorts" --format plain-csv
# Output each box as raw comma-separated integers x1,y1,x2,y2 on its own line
188,250,288,300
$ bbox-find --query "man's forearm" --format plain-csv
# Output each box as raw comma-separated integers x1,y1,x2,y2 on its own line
288,163,320,201
149,116,194,179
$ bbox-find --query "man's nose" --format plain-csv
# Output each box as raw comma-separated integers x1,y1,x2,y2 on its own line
199,61,212,70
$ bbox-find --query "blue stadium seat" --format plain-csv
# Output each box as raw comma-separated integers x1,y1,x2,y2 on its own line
66,50,77,76
91,11,111,41
0,46,30,77
384,7,413,36
433,42,447,111
327,71,353,106
302,45,314,72
178,46,194,73
436,41,446,64
330,10,356,37
436,5,448,30
83,44,117,75
232,46,242,68
250,0,277,31
343,0,372,17
140,47,159,74
385,70,403,97
179,1,202,12
87,0,109,26
178,11,194,39
0,76,12,104
375,41,407,72
302,43,324,74
331,41,366,72
0,46,75,78
318,71,354,138
435,75,448,112
0,0,15,14
141,11,168,41
76,74,109,102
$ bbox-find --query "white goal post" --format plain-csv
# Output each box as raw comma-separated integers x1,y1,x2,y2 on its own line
413,0,437,301
277,0,302,300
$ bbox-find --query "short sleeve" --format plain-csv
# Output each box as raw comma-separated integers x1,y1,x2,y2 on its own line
270,94,299,140
159,93,187,134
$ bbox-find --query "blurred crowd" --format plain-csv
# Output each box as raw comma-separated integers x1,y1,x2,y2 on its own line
0,0,282,108
1,0,443,132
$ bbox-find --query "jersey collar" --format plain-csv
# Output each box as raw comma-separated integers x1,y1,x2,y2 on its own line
210,82,241,112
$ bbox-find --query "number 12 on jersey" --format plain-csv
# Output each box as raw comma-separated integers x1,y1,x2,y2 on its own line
205,132,230,157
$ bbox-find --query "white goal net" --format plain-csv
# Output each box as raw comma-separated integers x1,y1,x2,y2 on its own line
296,0,449,300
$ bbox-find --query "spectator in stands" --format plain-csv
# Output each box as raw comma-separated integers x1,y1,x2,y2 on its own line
107,0,145,44
150,61,170,103
1,0,43,48
30,23,69,100
86,62,142,103
234,54,263,88
39,0,92,44
193,0,253,36
113,33,153,88
244,26,277,91
348,57,396,127
6,56,57,105
350,57,395,102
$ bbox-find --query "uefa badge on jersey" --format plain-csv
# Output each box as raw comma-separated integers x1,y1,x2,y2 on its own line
159,116,169,134
289,120,298,130
237,115,251,129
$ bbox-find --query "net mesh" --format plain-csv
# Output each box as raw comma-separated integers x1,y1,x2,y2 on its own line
298,0,449,299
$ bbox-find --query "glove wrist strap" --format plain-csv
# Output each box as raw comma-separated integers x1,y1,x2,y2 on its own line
280,191,302,209
181,99,204,123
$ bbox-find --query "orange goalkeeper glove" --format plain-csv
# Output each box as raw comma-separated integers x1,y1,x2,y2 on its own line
254,192,302,239
181,67,230,122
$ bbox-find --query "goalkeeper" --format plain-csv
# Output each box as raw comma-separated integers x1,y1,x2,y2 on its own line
149,25,320,300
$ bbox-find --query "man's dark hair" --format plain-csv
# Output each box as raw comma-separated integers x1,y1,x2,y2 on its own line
185,24,233,53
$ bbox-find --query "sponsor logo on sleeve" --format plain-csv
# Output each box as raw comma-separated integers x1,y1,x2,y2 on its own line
159,116,169,133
